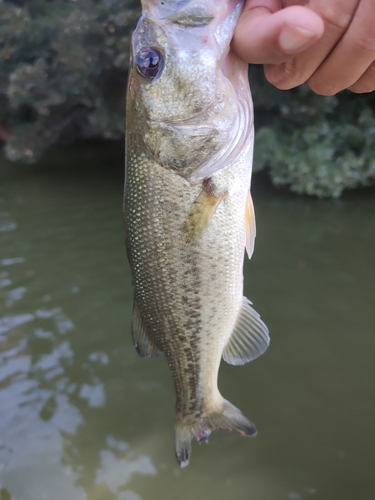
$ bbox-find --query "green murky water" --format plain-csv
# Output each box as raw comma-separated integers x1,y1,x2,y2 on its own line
0,143,374,500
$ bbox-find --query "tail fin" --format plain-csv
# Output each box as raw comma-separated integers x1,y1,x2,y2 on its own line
174,399,257,467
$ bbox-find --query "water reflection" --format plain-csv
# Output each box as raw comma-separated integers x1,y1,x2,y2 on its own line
0,144,374,500
0,144,163,499
0,213,17,233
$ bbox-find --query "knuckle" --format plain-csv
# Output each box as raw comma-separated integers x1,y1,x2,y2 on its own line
264,60,307,89
349,82,375,93
367,60,375,76
318,3,354,30
352,33,375,55
307,76,338,96
349,61,375,93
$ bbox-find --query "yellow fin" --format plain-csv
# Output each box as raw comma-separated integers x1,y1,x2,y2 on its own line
182,189,222,244
245,191,256,259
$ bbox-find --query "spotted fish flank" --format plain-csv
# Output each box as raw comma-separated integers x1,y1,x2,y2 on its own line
124,0,269,467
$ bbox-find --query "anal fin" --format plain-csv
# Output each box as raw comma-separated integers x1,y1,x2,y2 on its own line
223,297,269,366
132,301,163,359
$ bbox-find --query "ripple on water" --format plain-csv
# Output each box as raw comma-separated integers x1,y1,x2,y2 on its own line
0,279,12,289
0,314,35,340
1,258,25,266
95,450,156,495
5,287,26,307
0,211,18,233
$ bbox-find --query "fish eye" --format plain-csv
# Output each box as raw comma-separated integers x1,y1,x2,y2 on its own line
135,47,163,80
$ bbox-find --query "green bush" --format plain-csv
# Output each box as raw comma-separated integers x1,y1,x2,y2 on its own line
0,0,140,161
250,66,375,197
0,0,374,197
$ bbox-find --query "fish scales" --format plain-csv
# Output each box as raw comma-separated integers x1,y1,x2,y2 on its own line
125,153,244,407
124,0,270,467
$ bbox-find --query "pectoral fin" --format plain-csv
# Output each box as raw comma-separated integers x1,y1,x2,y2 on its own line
181,189,223,244
245,191,256,259
223,297,269,366
132,301,163,359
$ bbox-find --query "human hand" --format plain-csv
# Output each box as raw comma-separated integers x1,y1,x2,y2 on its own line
232,0,375,95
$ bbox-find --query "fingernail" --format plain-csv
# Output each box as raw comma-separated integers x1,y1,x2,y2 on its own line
279,25,316,53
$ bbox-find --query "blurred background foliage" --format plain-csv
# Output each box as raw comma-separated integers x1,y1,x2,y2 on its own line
0,0,374,197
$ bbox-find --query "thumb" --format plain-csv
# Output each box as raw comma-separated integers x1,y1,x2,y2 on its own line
232,5,324,65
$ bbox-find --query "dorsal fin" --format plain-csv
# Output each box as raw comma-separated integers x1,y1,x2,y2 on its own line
223,297,269,366
132,301,163,359
245,191,256,259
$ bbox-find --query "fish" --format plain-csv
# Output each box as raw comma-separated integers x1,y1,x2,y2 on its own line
124,0,269,467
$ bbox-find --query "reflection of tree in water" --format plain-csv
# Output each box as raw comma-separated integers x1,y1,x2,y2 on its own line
1,259,162,499
0,153,165,499
59,312,159,499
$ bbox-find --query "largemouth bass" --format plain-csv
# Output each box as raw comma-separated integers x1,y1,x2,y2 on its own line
124,0,269,467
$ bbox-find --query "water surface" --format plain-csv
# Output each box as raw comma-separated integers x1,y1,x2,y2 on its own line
0,144,374,500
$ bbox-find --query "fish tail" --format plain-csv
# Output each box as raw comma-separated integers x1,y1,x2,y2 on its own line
174,399,257,468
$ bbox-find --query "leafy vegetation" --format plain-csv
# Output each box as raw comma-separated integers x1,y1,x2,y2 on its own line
250,66,375,197
0,0,140,161
1,0,374,196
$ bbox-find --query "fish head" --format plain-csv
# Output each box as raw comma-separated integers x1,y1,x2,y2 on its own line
127,0,252,180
